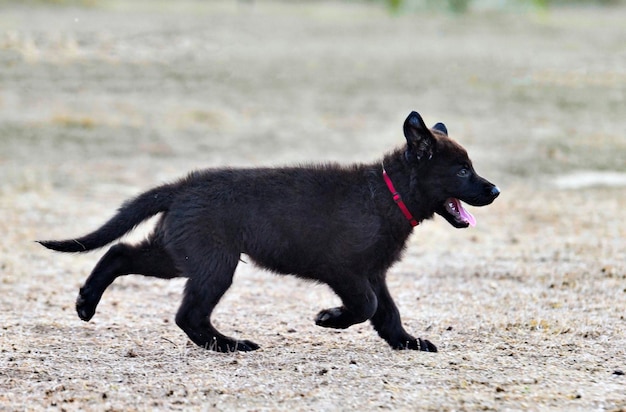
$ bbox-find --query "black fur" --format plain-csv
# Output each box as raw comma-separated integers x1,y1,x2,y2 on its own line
39,111,499,353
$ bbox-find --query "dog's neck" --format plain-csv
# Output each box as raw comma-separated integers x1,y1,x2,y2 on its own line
381,164,419,227
378,148,432,229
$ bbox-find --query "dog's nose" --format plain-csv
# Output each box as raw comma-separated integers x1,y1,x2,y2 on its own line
490,186,501,198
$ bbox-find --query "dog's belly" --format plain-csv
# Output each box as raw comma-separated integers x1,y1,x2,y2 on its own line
242,227,387,281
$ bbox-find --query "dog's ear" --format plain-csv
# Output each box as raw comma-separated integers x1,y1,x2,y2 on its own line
432,122,448,136
403,111,435,161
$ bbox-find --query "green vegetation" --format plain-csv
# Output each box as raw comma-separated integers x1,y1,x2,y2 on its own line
375,0,623,13
4,0,622,10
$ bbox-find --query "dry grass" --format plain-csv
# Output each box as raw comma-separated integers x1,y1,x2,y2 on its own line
1,1,625,410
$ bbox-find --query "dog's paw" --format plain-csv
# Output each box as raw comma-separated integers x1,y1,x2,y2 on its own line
391,337,438,352
315,307,349,329
76,289,97,322
206,337,260,353
233,339,260,352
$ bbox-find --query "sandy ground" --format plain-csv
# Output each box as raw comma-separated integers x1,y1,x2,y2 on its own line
1,1,625,410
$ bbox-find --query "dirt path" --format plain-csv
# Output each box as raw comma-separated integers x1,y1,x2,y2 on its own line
1,1,625,410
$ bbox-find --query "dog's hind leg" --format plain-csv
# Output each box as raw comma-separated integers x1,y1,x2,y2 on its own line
174,248,259,353
76,239,179,322
369,279,437,352
314,274,378,330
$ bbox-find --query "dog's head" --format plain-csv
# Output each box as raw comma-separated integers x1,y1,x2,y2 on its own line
403,111,500,228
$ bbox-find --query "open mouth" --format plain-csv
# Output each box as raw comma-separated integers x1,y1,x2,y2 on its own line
444,198,476,227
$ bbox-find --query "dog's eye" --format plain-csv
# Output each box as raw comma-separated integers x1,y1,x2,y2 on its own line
457,168,470,178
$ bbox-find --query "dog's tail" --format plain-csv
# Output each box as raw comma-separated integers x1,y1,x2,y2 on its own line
38,183,176,253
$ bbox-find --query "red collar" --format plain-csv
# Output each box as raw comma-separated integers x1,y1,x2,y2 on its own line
382,166,419,227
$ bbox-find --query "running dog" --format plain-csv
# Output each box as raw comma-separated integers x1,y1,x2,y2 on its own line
40,111,500,353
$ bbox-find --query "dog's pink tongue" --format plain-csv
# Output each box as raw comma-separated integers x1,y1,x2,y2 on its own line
455,199,476,227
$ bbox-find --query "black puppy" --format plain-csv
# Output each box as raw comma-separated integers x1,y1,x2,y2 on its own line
40,111,499,353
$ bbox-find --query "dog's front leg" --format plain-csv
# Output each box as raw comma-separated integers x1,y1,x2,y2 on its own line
370,279,437,352
314,276,378,329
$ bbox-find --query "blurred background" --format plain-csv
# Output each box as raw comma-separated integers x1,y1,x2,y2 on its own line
1,1,625,409
1,0,624,188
